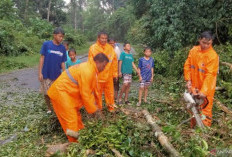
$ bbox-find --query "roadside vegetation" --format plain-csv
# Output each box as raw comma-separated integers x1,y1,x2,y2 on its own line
0,0,231,156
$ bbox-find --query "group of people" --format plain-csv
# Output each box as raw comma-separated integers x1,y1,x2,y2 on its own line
38,27,219,142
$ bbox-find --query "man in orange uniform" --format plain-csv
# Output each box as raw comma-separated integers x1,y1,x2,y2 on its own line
48,53,109,142
184,31,219,127
88,32,118,111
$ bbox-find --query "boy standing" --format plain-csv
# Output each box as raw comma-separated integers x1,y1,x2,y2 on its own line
137,47,154,106
118,43,139,104
38,27,67,113
184,31,219,127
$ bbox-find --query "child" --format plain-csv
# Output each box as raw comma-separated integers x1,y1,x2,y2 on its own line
38,27,67,113
118,42,139,104
65,48,81,68
137,47,154,106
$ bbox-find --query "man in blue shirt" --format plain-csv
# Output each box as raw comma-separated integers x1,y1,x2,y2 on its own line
38,27,67,113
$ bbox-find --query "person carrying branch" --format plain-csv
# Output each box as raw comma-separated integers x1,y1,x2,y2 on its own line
88,32,118,112
48,53,109,142
184,31,219,127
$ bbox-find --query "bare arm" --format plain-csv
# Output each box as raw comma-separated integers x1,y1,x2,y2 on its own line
38,55,44,81
151,68,154,82
61,62,65,71
132,62,139,74
137,68,142,81
118,60,122,77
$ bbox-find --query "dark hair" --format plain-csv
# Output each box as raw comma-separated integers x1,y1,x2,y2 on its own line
93,53,109,63
68,48,76,55
53,27,65,35
200,31,215,40
63,40,69,46
144,47,152,52
98,31,108,38
108,38,115,42
123,42,130,47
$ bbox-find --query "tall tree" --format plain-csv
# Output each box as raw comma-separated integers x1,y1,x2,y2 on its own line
47,0,52,21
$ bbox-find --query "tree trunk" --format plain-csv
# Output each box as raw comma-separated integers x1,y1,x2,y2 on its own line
142,110,180,157
47,0,52,22
24,0,29,20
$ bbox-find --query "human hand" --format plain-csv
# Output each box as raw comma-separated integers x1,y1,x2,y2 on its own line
139,76,142,82
38,73,43,82
150,77,153,82
119,72,122,78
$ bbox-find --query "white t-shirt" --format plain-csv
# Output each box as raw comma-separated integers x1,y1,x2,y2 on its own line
114,45,121,61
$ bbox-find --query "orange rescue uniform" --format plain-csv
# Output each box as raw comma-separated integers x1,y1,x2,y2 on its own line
88,40,118,111
47,61,100,142
184,45,219,127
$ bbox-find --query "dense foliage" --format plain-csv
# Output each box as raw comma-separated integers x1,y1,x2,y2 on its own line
129,0,232,51
0,0,86,56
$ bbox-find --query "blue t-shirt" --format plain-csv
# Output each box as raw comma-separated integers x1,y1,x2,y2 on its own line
66,58,81,69
119,51,134,74
138,57,154,81
40,41,67,80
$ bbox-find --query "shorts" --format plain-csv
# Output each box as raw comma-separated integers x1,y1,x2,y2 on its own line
113,78,119,91
140,80,151,88
123,74,132,84
40,79,54,95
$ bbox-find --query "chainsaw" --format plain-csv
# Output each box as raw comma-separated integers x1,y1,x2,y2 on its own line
180,91,208,128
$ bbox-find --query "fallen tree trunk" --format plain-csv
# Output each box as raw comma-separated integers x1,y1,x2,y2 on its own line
153,98,174,106
142,109,180,157
215,87,224,91
215,100,232,116
111,148,123,157
220,62,232,71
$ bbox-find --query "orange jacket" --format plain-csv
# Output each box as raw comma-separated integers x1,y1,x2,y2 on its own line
184,45,219,97
48,61,101,114
88,40,118,82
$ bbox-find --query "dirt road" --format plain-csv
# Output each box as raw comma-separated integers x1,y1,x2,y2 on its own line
0,43,134,92
0,55,88,92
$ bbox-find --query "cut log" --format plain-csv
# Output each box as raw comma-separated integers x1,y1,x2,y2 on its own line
142,110,180,157
215,100,232,116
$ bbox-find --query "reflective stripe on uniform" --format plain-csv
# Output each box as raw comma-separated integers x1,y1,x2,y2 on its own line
66,69,78,85
198,69,205,73
190,65,195,69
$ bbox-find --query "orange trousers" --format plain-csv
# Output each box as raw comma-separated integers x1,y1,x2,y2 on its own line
98,79,115,111
50,92,84,142
191,96,213,127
